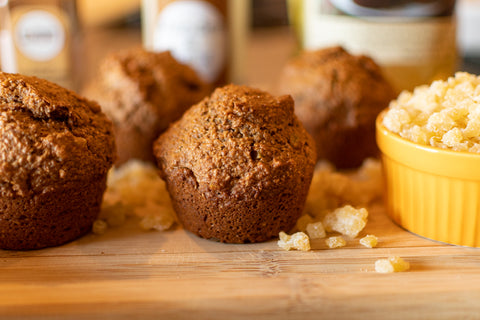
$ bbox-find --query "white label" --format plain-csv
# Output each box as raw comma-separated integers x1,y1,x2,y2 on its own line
14,10,65,61
152,0,226,83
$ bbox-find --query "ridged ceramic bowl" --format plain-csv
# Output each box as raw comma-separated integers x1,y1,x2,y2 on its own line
376,111,480,247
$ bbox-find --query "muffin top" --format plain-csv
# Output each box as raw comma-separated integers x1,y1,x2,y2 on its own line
0,72,116,197
154,84,317,200
85,49,209,136
277,46,395,130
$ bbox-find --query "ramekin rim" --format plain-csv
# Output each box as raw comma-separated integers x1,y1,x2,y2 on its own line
376,110,480,160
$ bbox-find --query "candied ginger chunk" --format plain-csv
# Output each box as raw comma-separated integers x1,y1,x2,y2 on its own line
360,235,378,248
464,109,480,137
140,212,175,231
325,236,346,249
295,214,314,232
382,72,480,153
375,256,410,273
92,219,108,235
303,158,383,220
442,127,464,148
403,125,428,145
99,160,177,233
306,221,326,239
323,205,368,238
277,231,311,251
382,107,410,133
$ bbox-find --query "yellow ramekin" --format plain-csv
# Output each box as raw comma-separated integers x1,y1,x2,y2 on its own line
376,111,480,247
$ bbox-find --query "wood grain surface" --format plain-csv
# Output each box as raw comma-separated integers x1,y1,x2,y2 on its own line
2,203,480,319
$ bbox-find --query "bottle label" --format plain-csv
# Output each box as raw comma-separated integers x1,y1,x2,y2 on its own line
302,0,457,91
9,5,72,88
15,10,65,61
152,0,226,83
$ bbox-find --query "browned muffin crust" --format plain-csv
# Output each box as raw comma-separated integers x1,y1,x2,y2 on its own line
83,49,209,165
277,46,396,168
0,72,116,250
154,84,316,243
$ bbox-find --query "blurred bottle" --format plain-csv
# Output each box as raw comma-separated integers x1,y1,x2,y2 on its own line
457,0,480,57
0,0,80,90
142,0,250,87
288,0,458,93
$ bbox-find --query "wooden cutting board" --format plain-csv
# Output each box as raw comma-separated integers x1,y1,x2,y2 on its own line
2,203,480,319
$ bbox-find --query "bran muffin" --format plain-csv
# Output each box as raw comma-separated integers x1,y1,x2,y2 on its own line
0,72,116,250
277,46,396,168
83,49,209,165
153,84,317,243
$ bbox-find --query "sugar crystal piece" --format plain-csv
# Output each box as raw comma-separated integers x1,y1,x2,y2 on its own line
375,256,410,273
306,221,326,239
295,214,314,232
383,72,480,153
325,236,346,248
323,205,368,238
304,159,383,220
360,234,378,248
277,231,311,251
92,219,108,235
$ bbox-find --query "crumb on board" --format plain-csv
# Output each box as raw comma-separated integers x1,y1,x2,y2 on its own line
277,231,311,251
375,256,410,273
360,235,378,248
323,205,368,238
325,236,346,249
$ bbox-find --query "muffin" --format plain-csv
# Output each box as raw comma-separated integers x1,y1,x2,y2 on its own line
0,72,116,250
277,46,396,168
84,49,209,165
153,84,317,243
